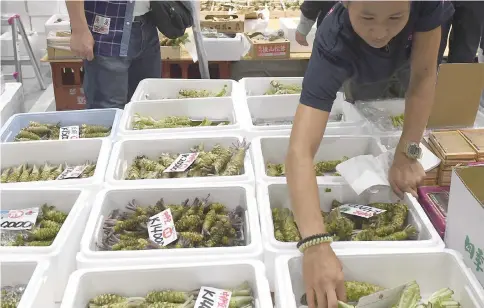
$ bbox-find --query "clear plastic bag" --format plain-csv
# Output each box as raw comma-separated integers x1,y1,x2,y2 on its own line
354,99,405,133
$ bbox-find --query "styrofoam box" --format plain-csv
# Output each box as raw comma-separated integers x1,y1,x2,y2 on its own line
0,108,123,143
251,135,386,184
240,77,302,97
201,34,248,61
244,93,364,132
355,99,405,134
0,188,92,302
78,184,262,267
44,14,70,34
0,138,111,188
0,31,45,59
275,250,484,308
130,78,237,102
26,0,60,16
118,98,242,137
0,82,24,126
61,260,272,308
105,135,254,185
0,258,52,308
279,17,316,53
259,182,444,289
30,16,52,34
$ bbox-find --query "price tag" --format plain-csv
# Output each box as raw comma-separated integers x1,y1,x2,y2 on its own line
59,126,80,140
163,153,199,173
194,287,232,308
0,207,39,230
148,209,177,246
56,165,87,180
338,204,386,219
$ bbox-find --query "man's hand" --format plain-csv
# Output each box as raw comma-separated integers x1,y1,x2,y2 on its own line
70,29,94,61
296,30,309,46
389,152,425,198
303,243,346,308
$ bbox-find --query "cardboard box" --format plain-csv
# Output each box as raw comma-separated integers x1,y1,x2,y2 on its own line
247,34,290,60
160,46,181,60
47,46,81,60
445,164,484,287
428,63,484,129
200,14,245,33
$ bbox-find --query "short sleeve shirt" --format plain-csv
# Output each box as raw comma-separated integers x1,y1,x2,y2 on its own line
300,1,454,112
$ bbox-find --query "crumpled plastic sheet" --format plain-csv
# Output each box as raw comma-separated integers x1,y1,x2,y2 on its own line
0,230,27,246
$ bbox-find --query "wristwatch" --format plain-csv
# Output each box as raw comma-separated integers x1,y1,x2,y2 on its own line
404,142,423,160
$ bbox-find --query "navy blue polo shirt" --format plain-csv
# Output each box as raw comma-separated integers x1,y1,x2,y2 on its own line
301,1,454,112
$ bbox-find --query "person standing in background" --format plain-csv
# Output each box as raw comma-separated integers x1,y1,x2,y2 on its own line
295,1,336,46
441,1,484,63
66,0,161,109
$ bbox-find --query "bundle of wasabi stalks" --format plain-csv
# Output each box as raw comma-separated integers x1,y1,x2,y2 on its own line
125,141,250,180
264,80,302,95
177,85,228,98
88,281,254,308
273,200,417,242
391,114,405,128
0,161,96,183
0,204,68,247
266,157,348,177
132,114,230,130
14,121,111,141
301,281,460,308
1,284,27,308
98,195,245,251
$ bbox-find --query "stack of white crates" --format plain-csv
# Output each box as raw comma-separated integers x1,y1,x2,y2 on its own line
0,77,483,308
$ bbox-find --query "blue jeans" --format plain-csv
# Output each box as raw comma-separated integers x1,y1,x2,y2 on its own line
83,14,161,109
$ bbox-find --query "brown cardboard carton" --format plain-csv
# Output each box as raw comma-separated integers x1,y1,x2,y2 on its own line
247,33,290,60
160,46,182,60
200,14,245,33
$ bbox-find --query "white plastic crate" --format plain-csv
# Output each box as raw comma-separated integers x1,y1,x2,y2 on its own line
0,83,24,127
118,98,242,137
355,99,406,134
0,138,111,188
243,93,364,132
105,135,254,185
0,108,123,143
44,14,70,34
240,77,303,97
130,78,237,102
259,182,444,289
78,184,262,267
0,188,93,302
275,250,484,308
0,258,52,308
61,260,272,308
251,135,386,184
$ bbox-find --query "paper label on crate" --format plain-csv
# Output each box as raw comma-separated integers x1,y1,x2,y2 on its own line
338,204,386,219
56,165,87,180
194,286,232,308
148,209,178,247
0,207,39,230
355,283,407,308
93,15,110,35
163,153,199,173
59,125,80,140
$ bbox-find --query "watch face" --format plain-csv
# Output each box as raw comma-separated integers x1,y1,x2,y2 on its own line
407,143,421,158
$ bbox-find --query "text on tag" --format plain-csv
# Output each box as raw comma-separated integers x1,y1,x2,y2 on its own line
163,153,199,173
338,204,386,219
148,209,177,246
194,286,232,308
59,126,80,140
0,207,40,230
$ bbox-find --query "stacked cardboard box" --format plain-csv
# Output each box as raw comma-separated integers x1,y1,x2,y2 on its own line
460,129,484,162
428,130,477,186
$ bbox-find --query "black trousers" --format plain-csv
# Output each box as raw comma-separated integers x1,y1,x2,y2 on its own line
441,1,484,63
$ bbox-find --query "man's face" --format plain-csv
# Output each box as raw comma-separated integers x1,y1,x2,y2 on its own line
347,1,410,48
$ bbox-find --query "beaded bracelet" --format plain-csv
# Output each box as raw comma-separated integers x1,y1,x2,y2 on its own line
297,233,333,253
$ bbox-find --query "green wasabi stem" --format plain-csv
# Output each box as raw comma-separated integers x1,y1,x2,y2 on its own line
393,281,421,308
338,301,355,308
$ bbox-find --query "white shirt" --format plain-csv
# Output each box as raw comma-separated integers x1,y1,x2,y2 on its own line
133,0,150,17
